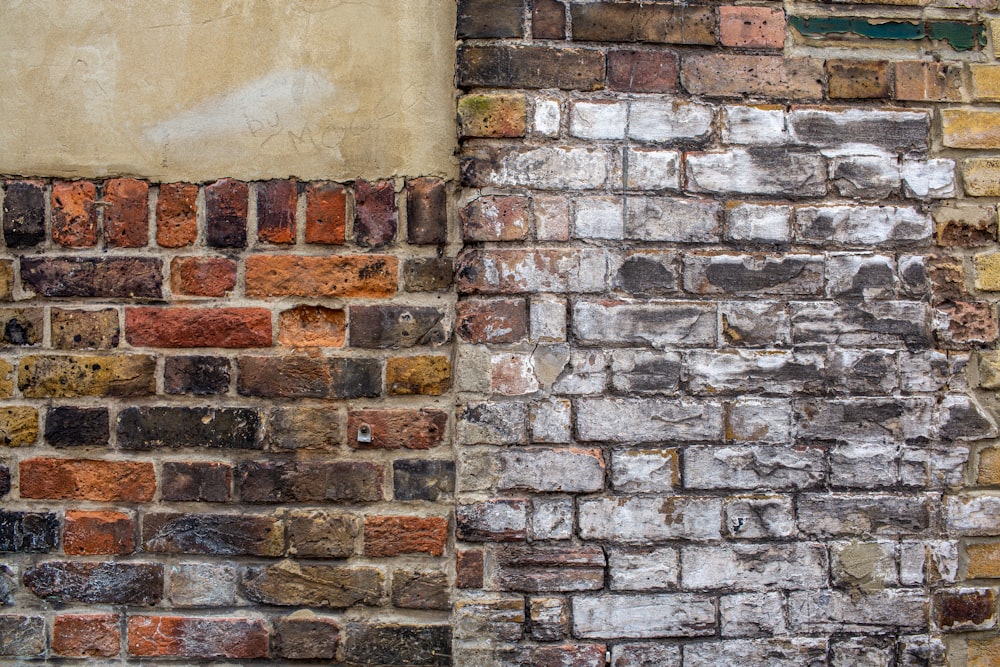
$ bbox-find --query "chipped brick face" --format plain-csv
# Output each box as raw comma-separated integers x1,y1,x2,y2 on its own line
2,1,1000,665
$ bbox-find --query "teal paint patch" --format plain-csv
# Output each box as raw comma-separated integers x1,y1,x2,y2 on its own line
927,21,986,51
790,15,984,51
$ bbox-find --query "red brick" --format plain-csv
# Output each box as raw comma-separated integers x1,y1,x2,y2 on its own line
20,458,155,501
170,257,237,297
256,179,297,244
457,298,528,343
347,408,447,449
52,181,98,247
278,305,346,348
64,510,135,555
938,301,999,347
127,616,268,659
205,178,248,248
103,178,149,248
305,181,347,244
245,255,397,298
125,307,271,348
682,54,824,99
533,0,566,39
457,549,485,588
719,6,785,48
461,196,530,241
364,516,448,557
155,183,198,247
355,179,397,247
607,49,679,92
52,614,121,658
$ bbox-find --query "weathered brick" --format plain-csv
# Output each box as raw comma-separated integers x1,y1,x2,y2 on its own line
125,307,271,348
277,305,345,348
624,148,682,191
0,615,45,656
355,179,396,247
577,397,724,443
687,148,827,196
262,406,342,451
51,308,120,349
629,100,713,142
895,60,963,101
612,252,679,297
349,304,448,348
20,457,154,501
684,445,824,490
127,616,267,659
256,179,297,244
406,177,448,244
799,493,932,536
237,356,381,398
934,589,996,630
52,613,120,658
24,561,162,604
726,202,791,243
458,402,528,445
394,459,455,501
611,447,679,492
495,545,605,592
722,105,790,145
155,182,198,247
938,301,998,347
0,466,8,497
243,561,384,608
394,569,449,610
462,195,529,241
167,563,238,607
462,145,609,189
533,0,565,39
611,643,682,667
64,510,134,555
0,511,59,552
607,50,679,93
143,512,282,556
205,178,248,247
45,406,108,448
496,447,604,493
118,406,259,450
457,499,528,541
791,301,931,347
457,248,607,295
971,64,1000,100
458,94,527,139
21,257,163,299
902,158,955,199
727,397,794,443
572,3,715,44
245,254,397,298
457,550,485,589
829,152,900,198
963,157,1000,197
685,254,823,296
286,510,357,558
404,257,454,292
237,460,383,503
3,180,45,247
458,0,523,38
458,45,605,90
534,98,563,137
608,546,679,591
343,623,451,666
386,355,451,395
0,308,40,347
574,300,716,348
273,615,341,660
456,298,527,344
943,109,1000,148
682,544,827,590
787,589,927,632
364,515,448,556
720,6,786,48
947,495,1000,535
348,408,446,450
609,350,680,395
161,461,232,502
0,406,36,447
305,181,346,245
789,107,929,152
0,261,13,302
52,181,98,247
682,54,824,98
573,594,716,638
686,639,827,667
827,60,891,98
170,256,237,297
970,636,1000,666
579,496,722,541
720,592,787,637
163,355,231,395
455,595,526,640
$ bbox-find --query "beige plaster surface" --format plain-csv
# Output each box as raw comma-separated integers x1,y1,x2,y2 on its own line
0,0,456,181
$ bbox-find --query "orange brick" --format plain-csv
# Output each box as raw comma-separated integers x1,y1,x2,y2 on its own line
20,457,155,501
245,255,398,298
305,182,347,244
64,510,135,555
170,257,237,297
277,305,346,348
125,307,272,348
156,183,198,247
967,541,1000,578
53,614,120,658
52,181,98,247
719,6,785,48
364,515,448,557
127,616,268,659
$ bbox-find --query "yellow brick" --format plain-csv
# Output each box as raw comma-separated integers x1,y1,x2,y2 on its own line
386,355,451,396
457,94,527,138
972,65,1000,101
974,252,1000,291
970,635,1000,667
980,447,1000,484
0,407,37,447
967,541,1000,578
0,360,13,399
993,19,1000,58
964,158,1000,197
942,109,1000,149
979,351,1000,389
18,355,155,398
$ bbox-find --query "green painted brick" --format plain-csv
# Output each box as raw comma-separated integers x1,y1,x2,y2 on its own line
790,16,984,50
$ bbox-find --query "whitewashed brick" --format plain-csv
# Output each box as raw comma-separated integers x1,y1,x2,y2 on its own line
720,302,791,347
787,589,928,632
720,592,787,637
552,350,606,395
532,195,570,242
726,203,792,243
608,547,680,591
831,637,896,667
573,196,624,239
626,196,720,242
830,541,899,590
497,447,605,493
573,300,717,349
900,540,959,586
530,296,566,343
687,148,827,196
791,301,932,348
684,445,824,490
487,146,609,189
787,107,929,152
492,352,539,395
681,543,827,590
611,643,681,667
628,100,713,142
458,402,528,445
798,493,934,537
686,349,825,395
611,448,679,493
826,253,897,299
529,399,571,443
570,101,627,139
830,442,900,487
576,397,724,443
796,205,932,245
578,496,722,541
900,351,951,393
625,147,681,191
530,497,573,541
945,494,1000,535
572,594,715,638
726,397,793,443
829,152,900,198
683,253,825,296
899,635,947,667
724,496,795,538
901,443,969,490
685,639,828,667
722,105,790,145
533,98,562,137
610,350,682,395
901,158,955,199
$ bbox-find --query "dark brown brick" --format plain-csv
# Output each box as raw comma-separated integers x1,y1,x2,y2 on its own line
355,179,397,248
306,181,347,244
344,623,451,666
572,3,716,44
608,49,679,92
243,562,385,608
404,257,454,292
287,510,358,558
237,356,381,399
828,59,891,99
533,0,566,39
349,304,449,348
256,179,297,244
457,549,485,589
143,512,282,556
457,298,528,343
237,460,384,503
205,178,248,248
3,180,45,247
273,616,341,661
21,257,162,299
117,406,261,450
0,615,45,656
161,462,233,502
495,545,606,592
164,356,231,395
51,308,120,349
262,407,342,451
23,561,162,604
393,570,449,609
0,465,9,497
406,178,448,244
393,459,456,501
458,0,524,38
52,181,98,247
45,407,109,447
935,589,996,629
458,45,605,90
348,408,447,450
155,183,198,248
103,178,149,247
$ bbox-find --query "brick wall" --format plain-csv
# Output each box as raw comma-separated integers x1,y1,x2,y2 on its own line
3,0,1000,665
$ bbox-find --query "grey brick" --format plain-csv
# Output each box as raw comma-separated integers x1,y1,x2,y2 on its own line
684,254,824,295
684,445,824,490
625,197,720,242
787,589,928,632
572,594,715,639
579,496,722,541
576,397,724,443
798,493,934,537
685,638,828,667
573,300,717,348
681,543,827,590
686,148,827,196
